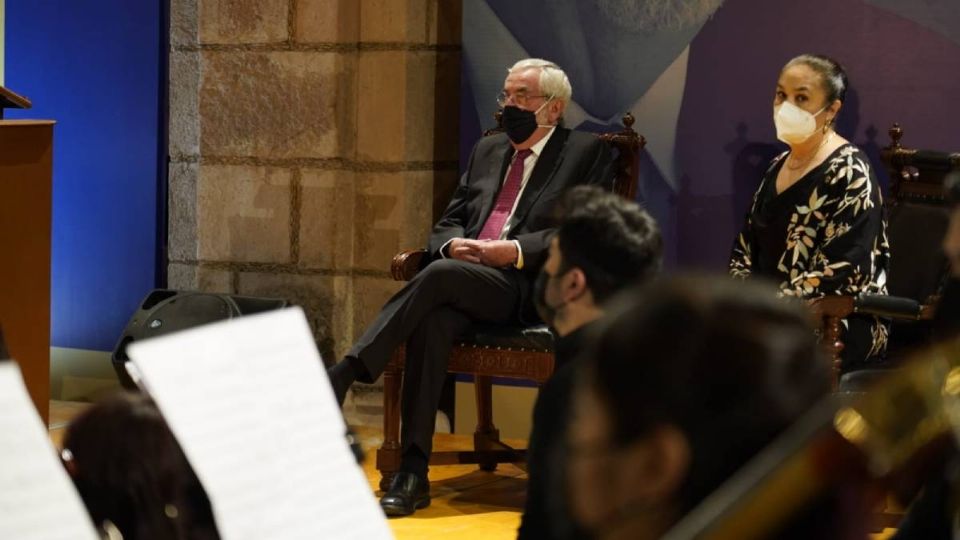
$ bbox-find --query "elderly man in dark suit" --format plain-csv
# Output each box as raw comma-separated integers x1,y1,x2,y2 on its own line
327,58,614,516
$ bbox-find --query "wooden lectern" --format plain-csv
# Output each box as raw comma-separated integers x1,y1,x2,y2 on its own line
0,86,54,422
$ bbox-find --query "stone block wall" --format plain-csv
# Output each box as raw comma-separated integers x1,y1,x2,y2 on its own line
167,0,462,379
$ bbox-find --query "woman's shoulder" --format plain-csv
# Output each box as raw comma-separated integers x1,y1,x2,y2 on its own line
823,143,874,186
824,142,873,166
827,142,869,162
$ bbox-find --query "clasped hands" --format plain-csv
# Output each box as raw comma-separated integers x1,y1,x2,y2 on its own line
448,238,518,268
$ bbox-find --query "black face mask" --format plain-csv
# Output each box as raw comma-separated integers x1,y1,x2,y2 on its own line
534,268,565,327
502,105,541,144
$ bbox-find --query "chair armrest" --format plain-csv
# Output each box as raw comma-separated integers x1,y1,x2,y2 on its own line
391,249,429,281
808,294,928,321
854,293,922,320
807,295,856,320
920,295,941,320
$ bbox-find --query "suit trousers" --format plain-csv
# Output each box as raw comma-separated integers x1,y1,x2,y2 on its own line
347,258,528,456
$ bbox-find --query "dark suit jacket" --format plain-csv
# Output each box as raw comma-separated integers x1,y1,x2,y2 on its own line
428,127,614,273
518,323,593,540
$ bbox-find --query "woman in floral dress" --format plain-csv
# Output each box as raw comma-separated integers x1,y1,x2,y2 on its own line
730,54,890,370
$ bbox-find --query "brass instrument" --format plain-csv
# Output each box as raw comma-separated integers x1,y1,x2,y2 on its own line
663,337,960,540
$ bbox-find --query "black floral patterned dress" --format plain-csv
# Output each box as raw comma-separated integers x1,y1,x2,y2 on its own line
730,144,890,368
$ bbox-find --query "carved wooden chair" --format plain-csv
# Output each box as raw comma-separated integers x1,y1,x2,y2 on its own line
810,124,958,386
375,114,644,489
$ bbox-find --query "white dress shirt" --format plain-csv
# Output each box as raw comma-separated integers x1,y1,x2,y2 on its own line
442,126,557,269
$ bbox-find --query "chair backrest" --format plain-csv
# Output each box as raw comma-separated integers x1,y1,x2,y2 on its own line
880,124,958,302
484,112,645,201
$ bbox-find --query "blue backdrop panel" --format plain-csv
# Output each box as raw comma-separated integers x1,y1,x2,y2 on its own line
5,0,163,351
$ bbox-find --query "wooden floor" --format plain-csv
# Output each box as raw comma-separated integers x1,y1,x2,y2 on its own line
49,401,527,539
355,427,528,539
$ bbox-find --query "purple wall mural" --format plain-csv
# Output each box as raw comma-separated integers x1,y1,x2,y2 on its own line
461,0,960,269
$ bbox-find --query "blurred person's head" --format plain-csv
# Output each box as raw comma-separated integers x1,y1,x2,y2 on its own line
535,186,662,336
566,275,831,539
62,391,219,540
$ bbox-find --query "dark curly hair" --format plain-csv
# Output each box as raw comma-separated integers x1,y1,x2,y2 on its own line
554,186,662,303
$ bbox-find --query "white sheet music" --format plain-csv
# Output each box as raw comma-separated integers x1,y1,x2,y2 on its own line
127,307,393,540
0,363,100,540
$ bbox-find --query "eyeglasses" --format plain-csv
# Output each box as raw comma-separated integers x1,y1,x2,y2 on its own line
496,91,551,108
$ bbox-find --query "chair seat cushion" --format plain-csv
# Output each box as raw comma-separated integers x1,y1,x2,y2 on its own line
456,323,555,352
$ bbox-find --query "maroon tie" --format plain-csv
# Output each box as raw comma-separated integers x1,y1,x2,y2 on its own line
478,149,533,240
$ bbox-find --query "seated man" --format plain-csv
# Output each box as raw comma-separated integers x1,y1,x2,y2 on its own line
326,58,615,516
519,186,662,539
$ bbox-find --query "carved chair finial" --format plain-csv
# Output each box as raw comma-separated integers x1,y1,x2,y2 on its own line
889,123,903,149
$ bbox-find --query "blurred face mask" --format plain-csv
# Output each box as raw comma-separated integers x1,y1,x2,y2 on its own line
534,266,567,328
774,100,827,145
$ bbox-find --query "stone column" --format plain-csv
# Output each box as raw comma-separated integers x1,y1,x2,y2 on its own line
167,0,461,419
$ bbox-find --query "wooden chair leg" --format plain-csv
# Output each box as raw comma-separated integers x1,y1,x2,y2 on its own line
474,374,500,472
823,315,845,390
377,359,403,491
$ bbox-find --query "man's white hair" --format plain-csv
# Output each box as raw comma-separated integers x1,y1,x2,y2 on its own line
508,58,573,106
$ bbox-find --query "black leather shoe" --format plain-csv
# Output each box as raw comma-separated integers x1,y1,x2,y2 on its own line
380,472,430,516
